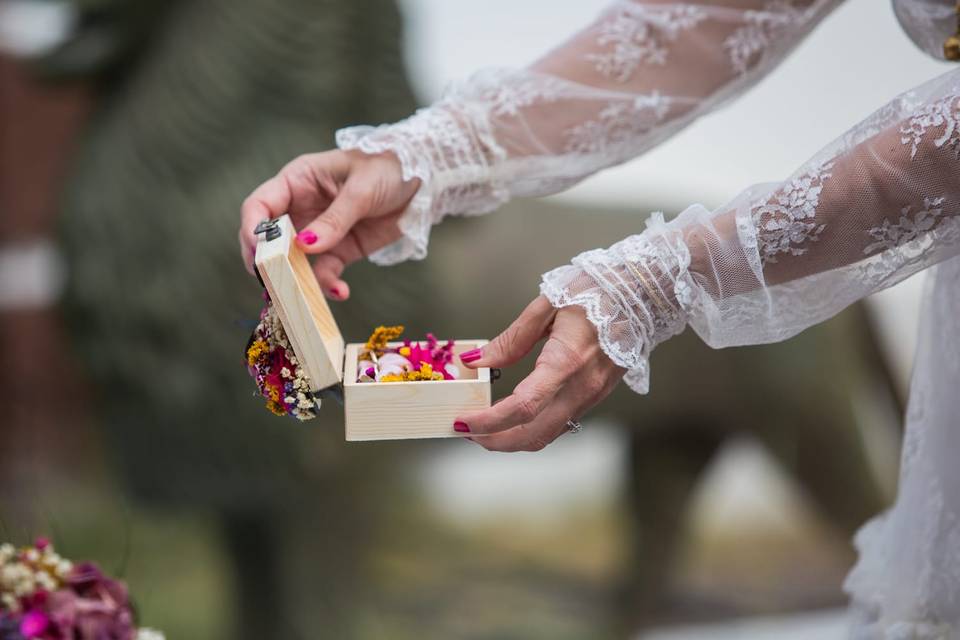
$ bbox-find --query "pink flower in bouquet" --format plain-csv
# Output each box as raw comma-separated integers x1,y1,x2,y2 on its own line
46,563,137,640
1,541,160,640
18,611,48,638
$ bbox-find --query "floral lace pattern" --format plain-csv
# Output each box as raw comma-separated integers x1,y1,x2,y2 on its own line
900,93,960,159
752,161,833,264
864,196,947,255
586,5,707,81
564,93,671,154
725,0,807,75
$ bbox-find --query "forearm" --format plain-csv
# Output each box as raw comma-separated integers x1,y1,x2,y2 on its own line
542,67,960,393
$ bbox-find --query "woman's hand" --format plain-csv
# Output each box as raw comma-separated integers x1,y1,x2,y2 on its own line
456,296,625,452
239,149,419,299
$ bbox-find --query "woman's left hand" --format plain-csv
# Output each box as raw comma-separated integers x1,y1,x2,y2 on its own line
456,296,625,452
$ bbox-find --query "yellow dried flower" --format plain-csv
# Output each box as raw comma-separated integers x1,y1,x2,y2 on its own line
379,362,444,383
266,399,287,416
363,325,405,357
246,339,270,366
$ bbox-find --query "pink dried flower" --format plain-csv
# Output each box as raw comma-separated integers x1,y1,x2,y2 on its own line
19,610,48,638
46,563,138,640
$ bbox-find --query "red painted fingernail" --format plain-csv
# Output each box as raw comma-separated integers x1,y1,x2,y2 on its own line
453,421,470,433
460,348,482,364
297,230,317,245
330,287,340,297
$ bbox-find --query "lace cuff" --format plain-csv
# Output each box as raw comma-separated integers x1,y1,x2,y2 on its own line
540,213,694,394
336,101,510,265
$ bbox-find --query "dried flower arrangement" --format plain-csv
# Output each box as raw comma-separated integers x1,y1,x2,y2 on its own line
0,539,164,640
355,326,460,383
246,298,320,421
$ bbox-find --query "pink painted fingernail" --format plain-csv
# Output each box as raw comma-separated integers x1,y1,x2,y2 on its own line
453,421,470,433
460,348,482,364
330,287,341,297
297,230,317,245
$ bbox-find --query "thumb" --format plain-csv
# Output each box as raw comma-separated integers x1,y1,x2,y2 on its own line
461,296,557,369
295,181,370,254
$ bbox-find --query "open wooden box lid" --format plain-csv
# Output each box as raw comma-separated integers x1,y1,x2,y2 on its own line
253,215,345,391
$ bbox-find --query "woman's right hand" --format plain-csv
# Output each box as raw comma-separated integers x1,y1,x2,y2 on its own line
239,149,419,300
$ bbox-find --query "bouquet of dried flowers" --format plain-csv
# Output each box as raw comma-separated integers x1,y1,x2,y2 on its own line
0,539,163,640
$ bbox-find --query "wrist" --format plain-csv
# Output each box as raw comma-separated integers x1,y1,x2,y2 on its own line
336,104,508,264
540,215,694,394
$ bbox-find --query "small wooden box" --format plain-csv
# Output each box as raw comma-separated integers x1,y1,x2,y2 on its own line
254,215,492,441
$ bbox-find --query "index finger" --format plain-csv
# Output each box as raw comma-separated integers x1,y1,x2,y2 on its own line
240,174,294,272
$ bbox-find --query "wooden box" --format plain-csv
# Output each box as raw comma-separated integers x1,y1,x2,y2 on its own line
254,215,492,441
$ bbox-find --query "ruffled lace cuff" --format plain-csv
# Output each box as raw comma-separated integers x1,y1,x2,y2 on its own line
336,101,509,265
539,213,695,393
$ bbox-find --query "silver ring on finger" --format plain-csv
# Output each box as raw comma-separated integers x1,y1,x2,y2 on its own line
565,419,582,434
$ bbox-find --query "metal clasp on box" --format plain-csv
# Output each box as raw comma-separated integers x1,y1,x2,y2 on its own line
254,218,282,242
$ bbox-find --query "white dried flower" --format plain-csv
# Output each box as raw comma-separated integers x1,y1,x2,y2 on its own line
56,559,73,578
2,592,19,612
13,574,36,597
36,570,56,591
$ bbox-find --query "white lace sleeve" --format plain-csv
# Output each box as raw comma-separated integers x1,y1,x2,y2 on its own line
541,67,960,393
336,0,843,264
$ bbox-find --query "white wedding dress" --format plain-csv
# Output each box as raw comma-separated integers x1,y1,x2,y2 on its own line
336,1,960,636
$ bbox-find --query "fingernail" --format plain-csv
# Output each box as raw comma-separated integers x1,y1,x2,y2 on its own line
330,287,340,297
453,421,470,433
297,230,317,245
460,348,482,364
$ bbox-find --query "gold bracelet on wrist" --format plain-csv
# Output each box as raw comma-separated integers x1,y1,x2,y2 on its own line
625,259,673,316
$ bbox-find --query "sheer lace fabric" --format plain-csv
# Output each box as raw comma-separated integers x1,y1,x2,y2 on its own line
545,71,960,393
338,0,842,264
